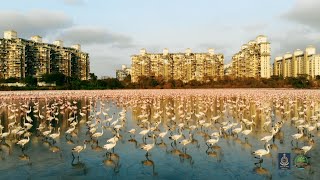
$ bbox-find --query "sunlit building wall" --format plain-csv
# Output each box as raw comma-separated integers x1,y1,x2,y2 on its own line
131,48,224,83
272,45,320,79
309,54,320,78
283,52,293,78
0,30,90,80
273,57,283,76
231,35,271,78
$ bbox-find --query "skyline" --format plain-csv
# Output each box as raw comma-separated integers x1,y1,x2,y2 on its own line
1,0,320,77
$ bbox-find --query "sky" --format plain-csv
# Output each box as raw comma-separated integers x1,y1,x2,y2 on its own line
1,0,320,77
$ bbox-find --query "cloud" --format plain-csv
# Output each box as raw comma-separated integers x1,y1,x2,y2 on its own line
80,43,135,77
57,26,135,48
267,26,320,64
282,0,320,30
0,10,73,38
63,0,85,6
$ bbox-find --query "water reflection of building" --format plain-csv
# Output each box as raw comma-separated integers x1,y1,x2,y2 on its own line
131,48,224,83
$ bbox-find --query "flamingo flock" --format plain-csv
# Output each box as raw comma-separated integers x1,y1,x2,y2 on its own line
0,89,320,176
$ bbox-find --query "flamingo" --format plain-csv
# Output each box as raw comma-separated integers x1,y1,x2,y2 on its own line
43,126,52,139
23,117,33,130
17,136,30,152
242,125,253,142
103,141,117,155
104,115,114,126
79,109,86,117
65,125,76,137
179,133,192,153
300,139,314,156
169,128,183,145
72,141,87,159
139,124,150,142
206,136,219,148
232,124,243,137
107,133,119,144
92,128,103,144
252,144,271,167
301,145,313,155
158,129,168,143
141,134,156,156
291,128,303,146
49,128,61,144
1,127,11,140
260,134,274,144
128,128,136,139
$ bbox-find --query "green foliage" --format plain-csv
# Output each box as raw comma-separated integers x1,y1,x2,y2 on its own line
24,76,37,86
41,73,66,86
287,75,310,89
128,75,319,89
89,73,98,81
2,74,320,90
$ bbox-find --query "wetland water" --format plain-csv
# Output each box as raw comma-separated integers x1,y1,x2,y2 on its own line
0,89,320,179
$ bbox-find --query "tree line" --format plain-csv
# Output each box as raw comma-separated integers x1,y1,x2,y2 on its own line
1,73,320,90
129,74,320,89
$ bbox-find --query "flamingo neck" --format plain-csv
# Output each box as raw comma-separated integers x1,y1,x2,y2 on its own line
266,145,270,153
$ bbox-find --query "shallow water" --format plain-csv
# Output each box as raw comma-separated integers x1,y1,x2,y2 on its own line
0,89,320,179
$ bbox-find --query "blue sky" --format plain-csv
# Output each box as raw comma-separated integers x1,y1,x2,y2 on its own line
1,0,320,77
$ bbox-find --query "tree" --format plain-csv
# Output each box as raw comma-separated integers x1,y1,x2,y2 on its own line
24,76,37,86
41,72,66,86
89,73,98,81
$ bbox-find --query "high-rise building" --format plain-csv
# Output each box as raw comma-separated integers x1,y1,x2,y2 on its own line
272,45,320,79
0,30,90,80
231,35,271,78
131,48,224,83
116,65,131,81
273,57,283,77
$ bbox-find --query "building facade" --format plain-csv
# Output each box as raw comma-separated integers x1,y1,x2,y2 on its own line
0,30,90,80
116,65,131,81
231,35,271,78
272,45,320,79
131,48,224,83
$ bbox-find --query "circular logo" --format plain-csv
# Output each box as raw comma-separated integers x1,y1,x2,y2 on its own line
294,155,309,169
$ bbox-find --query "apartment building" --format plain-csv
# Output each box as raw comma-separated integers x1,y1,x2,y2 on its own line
116,65,131,81
0,30,90,80
231,35,271,78
131,48,224,83
272,45,320,79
